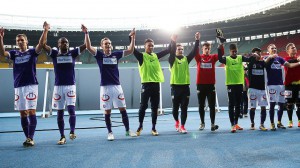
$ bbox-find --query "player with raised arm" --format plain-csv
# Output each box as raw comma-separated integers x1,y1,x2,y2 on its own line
169,32,200,133
195,37,220,132
133,34,176,136
217,28,259,133
0,22,47,146
42,22,86,145
82,24,137,141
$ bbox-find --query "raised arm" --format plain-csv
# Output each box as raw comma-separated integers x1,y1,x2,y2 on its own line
36,21,50,54
157,35,176,59
40,22,52,54
168,34,177,68
0,27,9,57
216,28,226,64
187,32,200,63
81,24,96,55
123,28,135,57
218,44,226,64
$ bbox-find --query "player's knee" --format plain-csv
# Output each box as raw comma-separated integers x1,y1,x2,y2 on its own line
20,110,28,117
140,104,148,111
286,103,294,110
27,109,36,115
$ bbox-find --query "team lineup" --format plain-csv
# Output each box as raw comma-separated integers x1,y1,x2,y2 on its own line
1,22,300,147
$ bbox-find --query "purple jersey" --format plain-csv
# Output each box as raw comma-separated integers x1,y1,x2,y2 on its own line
9,48,39,88
49,48,79,85
264,56,286,85
94,50,124,86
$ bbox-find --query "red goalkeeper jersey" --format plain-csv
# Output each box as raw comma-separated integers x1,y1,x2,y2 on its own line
195,53,218,84
284,56,300,85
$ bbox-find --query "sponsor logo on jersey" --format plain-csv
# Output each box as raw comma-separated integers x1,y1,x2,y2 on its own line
280,91,285,96
252,69,264,75
231,60,238,65
15,55,31,64
271,63,281,69
53,94,61,101
26,92,37,100
201,63,212,68
103,57,117,64
57,56,73,63
101,94,110,101
150,59,155,62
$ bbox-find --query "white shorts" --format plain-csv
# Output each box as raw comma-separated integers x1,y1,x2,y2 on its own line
267,85,285,103
14,85,38,111
52,85,76,110
100,85,126,110
248,88,268,108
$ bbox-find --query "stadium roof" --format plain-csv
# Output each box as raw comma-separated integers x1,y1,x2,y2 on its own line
0,0,297,31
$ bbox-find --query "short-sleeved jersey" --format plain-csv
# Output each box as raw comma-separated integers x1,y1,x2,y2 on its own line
49,48,79,86
8,48,39,88
195,54,218,84
264,56,285,85
94,50,124,86
247,58,266,90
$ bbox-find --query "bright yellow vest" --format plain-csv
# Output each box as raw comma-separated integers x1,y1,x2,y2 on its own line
225,55,244,85
170,56,190,85
138,52,164,83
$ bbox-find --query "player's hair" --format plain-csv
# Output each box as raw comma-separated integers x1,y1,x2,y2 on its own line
144,38,154,44
229,43,237,50
286,43,295,51
101,37,111,45
176,44,183,48
58,37,68,43
202,42,211,48
267,44,276,50
16,34,28,41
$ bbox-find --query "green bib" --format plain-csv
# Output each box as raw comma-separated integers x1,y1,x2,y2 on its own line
225,55,244,85
138,52,164,83
170,56,190,84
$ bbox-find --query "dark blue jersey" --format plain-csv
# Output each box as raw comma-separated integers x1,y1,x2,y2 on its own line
264,56,285,85
94,50,123,86
49,48,79,86
9,48,39,88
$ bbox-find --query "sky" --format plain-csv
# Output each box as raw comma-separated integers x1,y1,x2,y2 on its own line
0,0,295,31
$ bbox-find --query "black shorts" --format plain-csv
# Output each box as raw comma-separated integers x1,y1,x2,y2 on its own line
285,84,300,104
